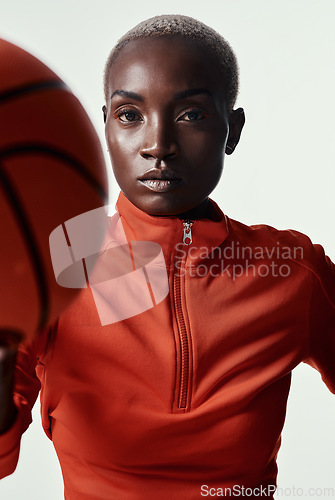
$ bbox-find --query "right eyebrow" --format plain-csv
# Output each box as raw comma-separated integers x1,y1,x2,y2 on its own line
173,88,213,100
110,90,144,101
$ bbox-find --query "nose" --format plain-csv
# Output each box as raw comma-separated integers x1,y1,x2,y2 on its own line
139,118,178,161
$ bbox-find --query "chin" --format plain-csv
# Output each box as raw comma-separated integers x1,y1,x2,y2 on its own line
148,201,206,219
134,194,189,217
147,205,186,217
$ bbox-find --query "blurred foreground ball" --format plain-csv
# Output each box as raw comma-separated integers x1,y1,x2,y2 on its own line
0,38,108,343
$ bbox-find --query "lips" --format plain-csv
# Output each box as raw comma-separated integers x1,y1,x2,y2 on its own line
138,168,182,193
139,178,182,192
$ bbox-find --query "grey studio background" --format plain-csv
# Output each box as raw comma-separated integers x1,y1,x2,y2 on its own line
1,0,335,498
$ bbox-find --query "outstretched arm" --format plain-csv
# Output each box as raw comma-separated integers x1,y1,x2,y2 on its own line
0,332,41,479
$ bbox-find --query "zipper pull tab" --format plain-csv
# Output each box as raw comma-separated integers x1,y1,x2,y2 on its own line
183,221,193,245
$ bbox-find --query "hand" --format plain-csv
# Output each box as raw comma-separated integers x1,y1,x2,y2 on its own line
0,333,19,434
0,330,22,351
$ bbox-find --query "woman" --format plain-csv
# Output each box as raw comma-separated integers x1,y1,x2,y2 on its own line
0,15,334,500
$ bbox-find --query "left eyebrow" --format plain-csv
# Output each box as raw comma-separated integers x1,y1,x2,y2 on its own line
173,88,213,100
110,90,144,101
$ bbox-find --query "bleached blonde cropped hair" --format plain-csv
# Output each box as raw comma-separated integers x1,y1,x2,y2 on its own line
104,14,239,113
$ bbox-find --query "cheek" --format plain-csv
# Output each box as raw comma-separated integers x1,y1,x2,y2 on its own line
181,124,227,158
105,132,140,187
105,122,139,157
187,131,226,193
182,134,226,174
105,127,129,180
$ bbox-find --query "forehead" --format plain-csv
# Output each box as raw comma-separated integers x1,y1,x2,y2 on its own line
107,37,225,99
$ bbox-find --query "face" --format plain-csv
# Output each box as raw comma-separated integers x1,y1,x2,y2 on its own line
104,37,244,217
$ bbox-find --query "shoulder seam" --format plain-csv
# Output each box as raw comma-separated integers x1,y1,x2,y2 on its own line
286,256,335,310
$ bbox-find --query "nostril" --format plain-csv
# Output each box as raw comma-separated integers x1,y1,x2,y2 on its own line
140,139,179,161
140,150,177,161
141,152,155,160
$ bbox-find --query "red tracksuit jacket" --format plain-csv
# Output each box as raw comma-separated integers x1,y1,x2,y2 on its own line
1,192,334,499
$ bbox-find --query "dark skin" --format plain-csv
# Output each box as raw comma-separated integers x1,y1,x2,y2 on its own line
103,37,245,219
0,36,245,435
0,332,19,433
0,345,18,434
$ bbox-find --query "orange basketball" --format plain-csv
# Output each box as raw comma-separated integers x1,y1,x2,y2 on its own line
0,38,108,344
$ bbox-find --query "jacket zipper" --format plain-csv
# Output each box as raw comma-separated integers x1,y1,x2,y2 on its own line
182,221,193,246
174,220,193,410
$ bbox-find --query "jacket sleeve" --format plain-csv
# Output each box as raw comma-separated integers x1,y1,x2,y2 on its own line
304,243,335,393
0,340,41,478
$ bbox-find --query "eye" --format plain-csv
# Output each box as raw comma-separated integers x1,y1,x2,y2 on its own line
177,109,208,122
114,108,142,123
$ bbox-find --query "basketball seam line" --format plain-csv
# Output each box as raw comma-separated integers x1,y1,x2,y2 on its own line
0,166,49,333
0,80,69,104
0,143,107,201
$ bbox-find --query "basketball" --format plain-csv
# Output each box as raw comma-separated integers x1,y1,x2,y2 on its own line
0,38,108,344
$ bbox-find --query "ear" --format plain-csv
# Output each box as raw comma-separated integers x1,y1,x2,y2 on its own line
225,108,245,155
102,105,107,124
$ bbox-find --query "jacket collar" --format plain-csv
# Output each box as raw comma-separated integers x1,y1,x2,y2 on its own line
115,191,229,267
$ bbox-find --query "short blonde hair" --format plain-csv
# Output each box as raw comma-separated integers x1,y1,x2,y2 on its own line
104,14,239,113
